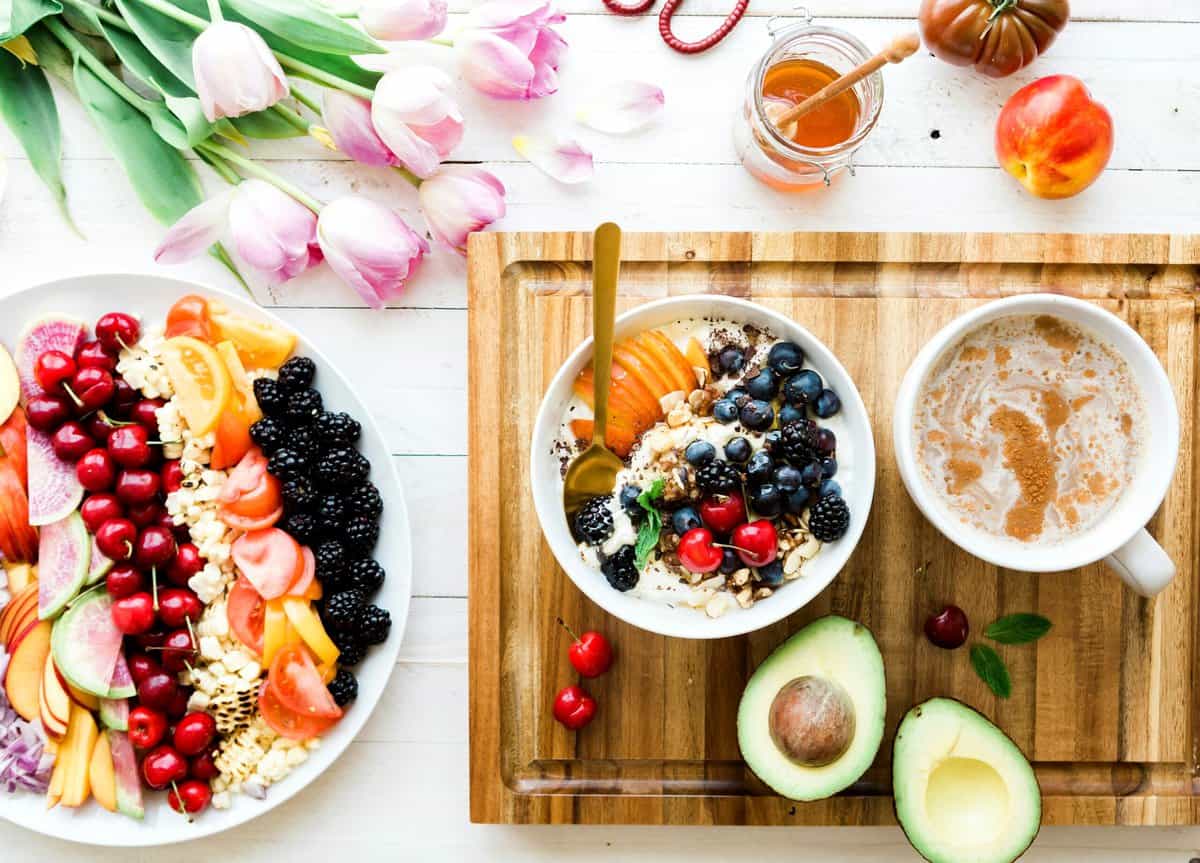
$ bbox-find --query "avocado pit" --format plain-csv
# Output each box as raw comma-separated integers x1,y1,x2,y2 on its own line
768,675,855,767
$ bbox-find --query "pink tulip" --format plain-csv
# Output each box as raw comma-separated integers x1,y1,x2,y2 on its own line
419,167,506,254
322,91,400,168
370,66,463,179
317,196,430,309
456,0,567,100
192,22,288,121
360,0,448,40
153,180,320,285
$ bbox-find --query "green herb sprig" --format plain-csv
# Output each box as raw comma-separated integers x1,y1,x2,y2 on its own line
969,612,1053,698
633,478,665,570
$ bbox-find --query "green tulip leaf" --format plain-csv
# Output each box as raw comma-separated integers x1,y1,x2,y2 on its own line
224,0,383,56
0,0,61,41
230,108,305,139
24,25,74,86
115,0,199,87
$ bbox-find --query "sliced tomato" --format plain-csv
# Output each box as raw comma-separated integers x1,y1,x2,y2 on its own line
258,679,338,741
232,528,301,600
288,546,316,597
211,406,254,471
267,644,343,720
227,576,265,656
165,295,215,341
219,447,281,519
218,503,283,532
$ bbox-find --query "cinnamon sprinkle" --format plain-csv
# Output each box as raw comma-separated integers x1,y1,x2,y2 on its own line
989,406,1056,541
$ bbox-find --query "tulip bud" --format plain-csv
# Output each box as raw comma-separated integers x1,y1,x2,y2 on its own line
371,66,463,179
360,0,448,41
317,196,430,309
419,167,506,255
456,0,566,100
322,91,399,168
227,180,322,284
193,21,289,121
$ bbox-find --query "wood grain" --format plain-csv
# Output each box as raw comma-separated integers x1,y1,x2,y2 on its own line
467,232,1200,826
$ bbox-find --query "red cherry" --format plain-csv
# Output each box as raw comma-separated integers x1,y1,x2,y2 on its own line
699,491,748,535
173,712,216,756
115,469,160,504
127,653,162,686
76,339,118,371
76,448,116,491
108,424,153,468
111,377,139,413
95,518,136,560
128,706,168,749
678,527,725,574
135,630,167,651
95,312,140,353
136,671,179,712
189,749,220,781
168,779,212,815
167,543,202,586
134,526,176,568
127,500,163,528
924,605,969,650
83,412,119,444
112,591,156,635
34,350,76,393
51,422,95,462
141,745,187,790
81,493,123,533
552,685,597,730
130,399,164,430
24,394,73,432
70,367,116,413
105,563,144,599
158,588,201,629
165,687,190,720
160,628,196,675
161,460,185,494
561,622,613,679
731,520,778,568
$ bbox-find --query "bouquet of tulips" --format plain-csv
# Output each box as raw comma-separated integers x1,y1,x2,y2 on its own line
0,0,579,307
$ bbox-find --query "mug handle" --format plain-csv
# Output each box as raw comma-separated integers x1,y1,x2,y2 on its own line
1104,528,1176,597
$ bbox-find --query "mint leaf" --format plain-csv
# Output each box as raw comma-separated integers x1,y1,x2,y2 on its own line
969,644,1012,699
985,613,1052,645
633,479,665,570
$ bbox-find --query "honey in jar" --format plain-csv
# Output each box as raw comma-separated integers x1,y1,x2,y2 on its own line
761,59,860,149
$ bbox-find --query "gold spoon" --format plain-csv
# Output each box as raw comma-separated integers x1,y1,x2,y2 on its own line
563,222,625,517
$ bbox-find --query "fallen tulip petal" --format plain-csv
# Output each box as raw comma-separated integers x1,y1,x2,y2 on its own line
153,190,234,264
577,81,665,134
512,135,593,184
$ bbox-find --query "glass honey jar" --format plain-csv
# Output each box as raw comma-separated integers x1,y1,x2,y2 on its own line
734,14,884,191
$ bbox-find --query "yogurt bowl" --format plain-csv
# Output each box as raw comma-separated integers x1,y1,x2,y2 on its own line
530,295,876,639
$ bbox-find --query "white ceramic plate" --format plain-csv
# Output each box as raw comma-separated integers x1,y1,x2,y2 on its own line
0,274,411,846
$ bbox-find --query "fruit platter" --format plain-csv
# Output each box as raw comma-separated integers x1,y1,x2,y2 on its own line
0,275,410,845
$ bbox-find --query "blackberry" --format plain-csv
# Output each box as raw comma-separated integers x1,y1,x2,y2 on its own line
281,477,318,511
285,388,323,424
284,425,319,461
315,494,348,536
316,411,361,446
281,511,320,545
343,482,383,520
571,495,613,546
358,605,391,645
344,515,379,554
267,447,308,480
779,418,820,467
808,494,850,542
695,459,741,494
249,416,286,454
253,378,287,417
324,589,366,631
278,356,316,392
327,669,358,707
331,630,366,666
316,447,370,490
346,559,385,594
314,539,349,587
601,545,639,592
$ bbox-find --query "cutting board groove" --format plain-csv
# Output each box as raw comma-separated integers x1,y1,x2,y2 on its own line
467,232,1200,826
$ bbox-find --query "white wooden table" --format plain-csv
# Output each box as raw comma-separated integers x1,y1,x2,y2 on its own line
2,1,1199,859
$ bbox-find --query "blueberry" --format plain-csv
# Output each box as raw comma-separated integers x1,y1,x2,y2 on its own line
767,342,805,376
724,436,752,463
717,346,745,375
619,484,642,519
712,400,739,424
784,370,823,406
719,548,740,574
820,457,838,479
819,479,843,498
746,451,774,484
800,461,824,487
785,487,811,514
773,465,803,492
725,387,749,406
816,428,837,456
740,399,774,431
749,482,782,517
685,440,716,466
813,388,842,418
744,369,778,401
758,560,785,586
763,429,783,453
778,403,805,426
672,506,702,535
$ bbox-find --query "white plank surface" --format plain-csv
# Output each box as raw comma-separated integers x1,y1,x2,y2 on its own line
2,0,1200,858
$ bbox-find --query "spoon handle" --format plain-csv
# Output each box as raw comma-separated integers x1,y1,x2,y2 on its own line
591,222,622,446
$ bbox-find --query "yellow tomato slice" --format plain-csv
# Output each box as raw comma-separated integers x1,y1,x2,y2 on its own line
216,341,264,425
262,599,289,667
209,305,296,371
282,596,340,666
161,336,232,435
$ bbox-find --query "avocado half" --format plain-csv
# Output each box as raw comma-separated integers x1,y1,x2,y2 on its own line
737,616,886,801
893,698,1041,863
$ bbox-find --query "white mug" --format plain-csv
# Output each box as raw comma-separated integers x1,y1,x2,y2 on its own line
892,294,1180,597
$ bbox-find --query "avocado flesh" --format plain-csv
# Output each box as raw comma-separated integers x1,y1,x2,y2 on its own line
737,616,886,801
893,698,1041,863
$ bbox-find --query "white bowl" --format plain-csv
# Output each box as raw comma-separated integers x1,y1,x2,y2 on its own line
0,274,411,846
530,295,876,640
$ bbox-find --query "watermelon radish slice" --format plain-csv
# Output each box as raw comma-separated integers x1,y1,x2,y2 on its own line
107,730,145,820
99,696,129,731
106,649,135,699
85,536,113,586
49,587,123,698
14,315,86,402
37,511,90,619
26,425,83,526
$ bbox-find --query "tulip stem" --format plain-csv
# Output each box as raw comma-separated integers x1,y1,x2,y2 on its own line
276,54,375,100
273,101,312,133
124,0,210,30
289,87,323,117
60,0,132,31
197,141,324,213
207,0,224,22
45,19,150,113
428,36,454,47
196,147,242,185
392,166,422,188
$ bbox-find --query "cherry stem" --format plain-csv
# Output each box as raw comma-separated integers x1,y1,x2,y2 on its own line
62,383,83,408
555,617,581,644
151,567,160,611
185,616,198,649
168,780,194,822
116,335,133,353
97,410,136,428
713,542,752,554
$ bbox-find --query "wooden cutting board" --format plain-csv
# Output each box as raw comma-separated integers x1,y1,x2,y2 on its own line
466,231,1199,826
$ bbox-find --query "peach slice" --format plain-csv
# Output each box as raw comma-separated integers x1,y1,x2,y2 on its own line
5,620,51,721
570,418,636,458
613,343,673,403
684,337,711,376
623,336,679,400
573,369,653,432
89,731,117,813
60,702,97,807
644,330,698,392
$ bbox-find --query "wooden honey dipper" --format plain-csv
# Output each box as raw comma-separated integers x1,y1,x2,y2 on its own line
770,32,922,138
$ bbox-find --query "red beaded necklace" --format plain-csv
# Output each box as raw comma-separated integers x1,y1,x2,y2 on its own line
601,0,749,54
